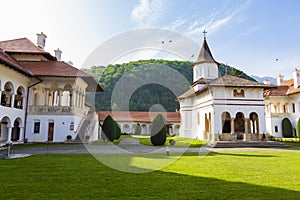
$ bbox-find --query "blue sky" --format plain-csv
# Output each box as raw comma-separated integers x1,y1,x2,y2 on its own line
1,0,300,77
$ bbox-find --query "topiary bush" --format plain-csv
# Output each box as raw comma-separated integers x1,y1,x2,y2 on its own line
134,123,141,135
114,120,121,140
150,114,167,146
101,115,116,141
282,118,293,138
296,118,300,138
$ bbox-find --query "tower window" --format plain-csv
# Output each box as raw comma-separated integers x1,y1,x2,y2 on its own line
233,89,245,97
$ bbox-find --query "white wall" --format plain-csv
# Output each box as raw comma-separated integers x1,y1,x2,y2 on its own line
26,115,80,142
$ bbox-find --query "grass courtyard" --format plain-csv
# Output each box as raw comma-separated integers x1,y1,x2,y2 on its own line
0,149,300,199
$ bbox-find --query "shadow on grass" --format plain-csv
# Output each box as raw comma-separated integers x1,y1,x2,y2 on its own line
0,154,298,199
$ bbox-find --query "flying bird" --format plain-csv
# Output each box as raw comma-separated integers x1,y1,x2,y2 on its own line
191,54,194,57
275,58,279,61
169,40,172,43
161,41,164,44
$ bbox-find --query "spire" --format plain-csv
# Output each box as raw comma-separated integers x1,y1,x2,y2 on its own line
194,32,216,64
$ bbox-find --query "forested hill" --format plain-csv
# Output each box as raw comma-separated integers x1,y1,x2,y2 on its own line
83,59,255,111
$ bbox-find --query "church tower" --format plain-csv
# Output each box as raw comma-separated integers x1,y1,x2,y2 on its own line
191,31,218,82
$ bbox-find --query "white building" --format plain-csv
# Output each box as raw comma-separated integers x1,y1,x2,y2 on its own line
178,36,271,141
264,70,300,137
0,33,103,144
98,111,181,136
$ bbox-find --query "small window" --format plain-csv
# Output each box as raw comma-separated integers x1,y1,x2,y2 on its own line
292,103,295,113
34,122,40,133
275,126,278,133
233,89,245,97
283,105,287,113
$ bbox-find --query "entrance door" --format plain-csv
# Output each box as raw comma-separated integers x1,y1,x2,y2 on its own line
48,122,54,141
11,121,20,141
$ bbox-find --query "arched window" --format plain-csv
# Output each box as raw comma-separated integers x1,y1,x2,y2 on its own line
249,112,259,133
1,82,14,107
14,86,25,109
233,89,245,97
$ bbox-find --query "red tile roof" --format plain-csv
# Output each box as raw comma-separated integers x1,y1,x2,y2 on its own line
0,49,32,75
0,38,45,53
264,85,289,96
264,78,300,97
0,38,56,60
22,61,89,77
22,61,104,91
98,111,181,123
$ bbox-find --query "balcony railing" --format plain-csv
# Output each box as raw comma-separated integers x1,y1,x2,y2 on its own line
28,106,75,115
270,113,289,118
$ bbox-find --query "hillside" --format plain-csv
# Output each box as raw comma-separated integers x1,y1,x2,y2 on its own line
83,59,255,111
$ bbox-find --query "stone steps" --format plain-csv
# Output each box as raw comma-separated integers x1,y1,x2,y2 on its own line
212,141,290,148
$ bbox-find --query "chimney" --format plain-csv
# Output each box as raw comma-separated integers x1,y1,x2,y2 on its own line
293,68,300,88
264,79,271,85
277,74,284,86
37,32,47,49
54,48,62,61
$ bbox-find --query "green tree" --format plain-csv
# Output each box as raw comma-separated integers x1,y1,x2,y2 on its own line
114,120,121,140
101,115,116,141
296,118,300,138
282,118,293,138
150,114,167,146
231,68,243,77
83,60,256,111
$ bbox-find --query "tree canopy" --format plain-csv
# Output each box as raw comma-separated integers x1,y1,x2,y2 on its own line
83,59,255,111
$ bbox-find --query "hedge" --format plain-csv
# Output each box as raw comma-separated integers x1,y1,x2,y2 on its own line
282,118,293,138
150,114,167,146
101,115,116,141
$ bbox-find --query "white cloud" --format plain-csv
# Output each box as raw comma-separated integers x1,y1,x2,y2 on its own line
169,0,254,39
131,0,163,26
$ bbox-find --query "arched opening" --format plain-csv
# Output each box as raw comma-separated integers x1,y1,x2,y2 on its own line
141,124,147,135
204,113,209,140
15,86,25,109
0,117,11,141
122,124,130,134
48,84,59,106
234,112,245,139
1,82,14,107
62,84,73,106
249,112,259,133
34,92,40,106
12,119,21,141
222,112,231,133
174,125,180,135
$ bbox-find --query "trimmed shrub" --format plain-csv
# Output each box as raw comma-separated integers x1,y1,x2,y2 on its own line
296,118,300,138
101,115,116,141
114,121,121,140
150,114,167,146
282,118,293,138
134,123,142,135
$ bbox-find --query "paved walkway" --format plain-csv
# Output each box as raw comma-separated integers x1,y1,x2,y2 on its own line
8,138,300,155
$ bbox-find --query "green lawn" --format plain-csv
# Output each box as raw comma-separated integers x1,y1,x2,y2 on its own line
1,150,300,199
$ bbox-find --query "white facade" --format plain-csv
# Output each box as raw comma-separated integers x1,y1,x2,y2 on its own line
265,70,300,137
179,37,268,142
0,63,31,143
0,34,102,144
